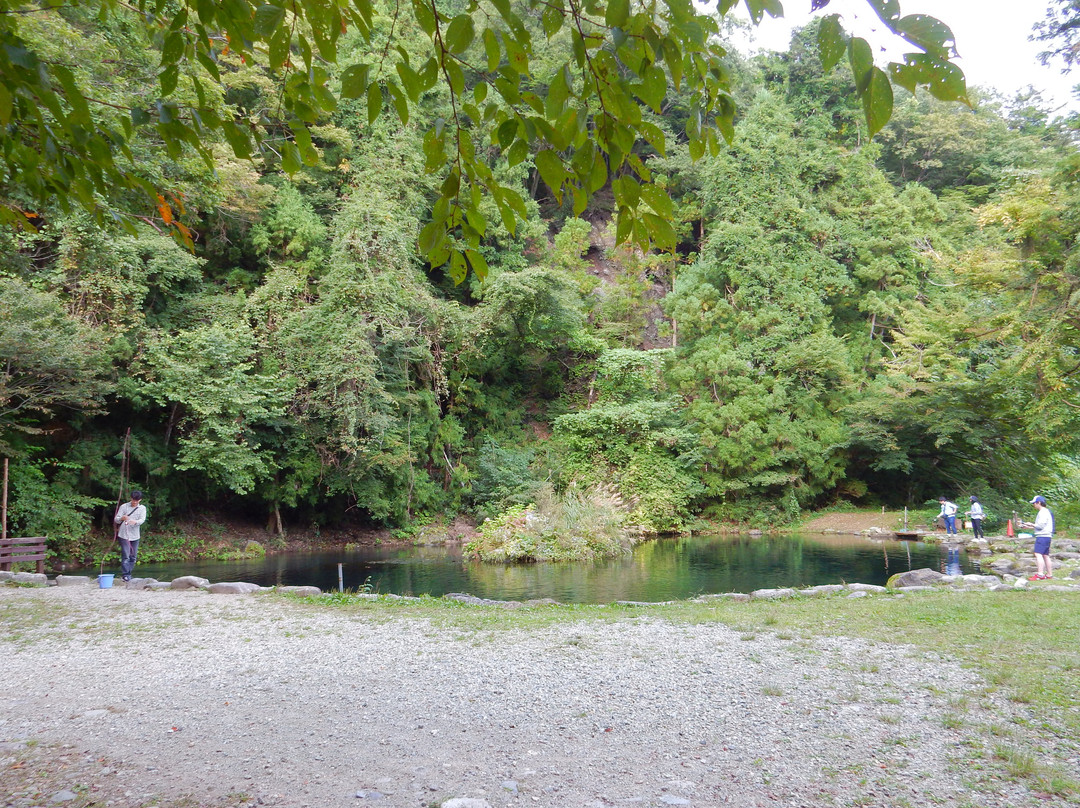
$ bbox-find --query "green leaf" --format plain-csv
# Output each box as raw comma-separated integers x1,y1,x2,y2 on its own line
445,15,475,55
161,32,184,67
0,84,15,126
53,66,90,126
546,65,570,118
397,62,422,102
449,249,468,285
389,82,409,125
640,184,673,219
412,0,437,36
160,65,179,96
280,141,301,174
465,249,489,281
497,119,518,149
367,82,382,126
817,14,846,72
253,4,286,37
507,139,528,167
535,149,566,198
866,0,901,23
847,37,873,90
196,50,220,81
483,29,501,72
892,14,955,59
860,65,893,137
642,212,676,252
340,64,370,99
605,0,629,29
542,5,565,38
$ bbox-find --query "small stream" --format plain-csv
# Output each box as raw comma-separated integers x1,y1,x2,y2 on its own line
126,532,977,604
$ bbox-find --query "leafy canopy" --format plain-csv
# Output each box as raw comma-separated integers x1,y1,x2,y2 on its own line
0,0,968,276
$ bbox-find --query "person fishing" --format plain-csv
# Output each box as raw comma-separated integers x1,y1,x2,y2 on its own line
114,491,147,583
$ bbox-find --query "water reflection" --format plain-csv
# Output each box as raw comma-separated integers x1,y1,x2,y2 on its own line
130,532,978,604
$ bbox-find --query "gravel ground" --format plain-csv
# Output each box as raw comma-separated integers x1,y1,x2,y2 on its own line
0,585,1044,808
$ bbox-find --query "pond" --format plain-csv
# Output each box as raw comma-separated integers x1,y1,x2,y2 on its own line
128,532,978,604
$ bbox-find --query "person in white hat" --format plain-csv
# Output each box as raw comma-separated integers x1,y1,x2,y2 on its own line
1020,496,1054,580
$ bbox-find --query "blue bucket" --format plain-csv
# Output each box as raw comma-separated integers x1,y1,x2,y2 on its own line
98,573,114,589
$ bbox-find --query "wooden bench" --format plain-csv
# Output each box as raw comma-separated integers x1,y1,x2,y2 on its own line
0,536,47,574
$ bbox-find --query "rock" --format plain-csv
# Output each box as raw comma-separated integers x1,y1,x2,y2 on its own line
524,598,561,606
800,584,846,596
12,572,47,586
750,587,797,600
501,780,519,794
355,790,385,800
125,577,158,590
50,790,79,803
443,593,521,608
277,585,322,597
748,529,763,537
886,568,946,589
960,574,1000,586
441,800,492,808
847,590,869,598
147,581,173,591
170,576,210,590
1013,577,1028,589
846,583,887,594
55,575,93,586
660,797,692,806
693,592,750,603
1070,569,1080,580
207,581,261,594
0,571,13,581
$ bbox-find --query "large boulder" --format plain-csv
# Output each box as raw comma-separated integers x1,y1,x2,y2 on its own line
750,587,797,600
170,575,210,590
886,568,946,589
207,581,261,594
847,583,888,594
12,572,47,586
55,575,93,587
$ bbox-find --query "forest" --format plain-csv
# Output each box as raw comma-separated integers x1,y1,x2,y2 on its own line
2,0,1080,561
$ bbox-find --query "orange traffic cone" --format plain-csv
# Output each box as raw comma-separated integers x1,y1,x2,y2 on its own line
1006,519,1014,537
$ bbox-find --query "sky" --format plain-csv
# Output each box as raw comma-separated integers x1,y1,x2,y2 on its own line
730,0,1079,115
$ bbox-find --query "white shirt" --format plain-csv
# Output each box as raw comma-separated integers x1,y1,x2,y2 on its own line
114,502,147,541
938,501,957,518
1033,508,1054,538
968,502,984,519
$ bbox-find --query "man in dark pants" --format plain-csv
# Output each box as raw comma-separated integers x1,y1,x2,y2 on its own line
114,491,147,582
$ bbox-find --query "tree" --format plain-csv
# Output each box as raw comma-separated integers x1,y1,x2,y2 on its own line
1034,0,1080,71
0,277,113,454
0,0,968,277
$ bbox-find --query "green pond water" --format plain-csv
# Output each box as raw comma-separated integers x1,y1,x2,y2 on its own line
128,532,977,604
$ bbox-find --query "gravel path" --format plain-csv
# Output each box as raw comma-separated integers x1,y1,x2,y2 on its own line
0,586,1040,808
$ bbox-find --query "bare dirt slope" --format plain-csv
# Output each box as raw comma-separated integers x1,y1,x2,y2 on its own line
799,511,901,533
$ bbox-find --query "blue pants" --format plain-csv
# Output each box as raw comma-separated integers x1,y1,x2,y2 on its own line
944,515,957,535
118,539,139,579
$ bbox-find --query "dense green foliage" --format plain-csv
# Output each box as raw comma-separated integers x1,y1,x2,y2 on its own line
1,4,1077,560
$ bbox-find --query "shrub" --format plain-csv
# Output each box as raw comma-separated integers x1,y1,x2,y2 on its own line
464,483,639,562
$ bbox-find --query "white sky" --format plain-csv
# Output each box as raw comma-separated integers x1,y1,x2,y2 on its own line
730,0,1079,115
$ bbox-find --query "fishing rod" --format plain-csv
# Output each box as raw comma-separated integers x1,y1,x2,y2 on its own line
112,428,131,539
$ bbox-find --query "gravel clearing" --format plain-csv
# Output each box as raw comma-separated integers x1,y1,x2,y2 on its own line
0,585,1041,808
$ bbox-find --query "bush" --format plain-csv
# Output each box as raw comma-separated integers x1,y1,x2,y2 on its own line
464,483,639,562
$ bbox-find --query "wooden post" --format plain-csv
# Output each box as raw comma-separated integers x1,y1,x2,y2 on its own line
2,457,7,542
